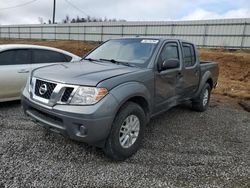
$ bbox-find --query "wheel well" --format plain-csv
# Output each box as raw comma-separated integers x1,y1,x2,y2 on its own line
207,78,213,89
127,96,150,117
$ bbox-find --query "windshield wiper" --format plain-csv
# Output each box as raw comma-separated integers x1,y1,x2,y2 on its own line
99,58,136,67
82,57,100,62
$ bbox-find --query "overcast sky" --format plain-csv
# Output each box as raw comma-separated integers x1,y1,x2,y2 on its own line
0,0,249,25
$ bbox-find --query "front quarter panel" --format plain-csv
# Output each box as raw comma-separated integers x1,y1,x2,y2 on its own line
109,82,152,114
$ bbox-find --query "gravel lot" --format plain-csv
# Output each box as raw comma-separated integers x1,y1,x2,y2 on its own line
0,100,249,187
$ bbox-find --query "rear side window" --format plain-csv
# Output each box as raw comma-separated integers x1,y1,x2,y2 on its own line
0,49,30,65
182,43,196,67
32,49,68,64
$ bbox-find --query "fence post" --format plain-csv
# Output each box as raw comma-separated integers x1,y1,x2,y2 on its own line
41,26,43,40
83,25,86,41
240,22,247,49
29,26,31,40
77,24,80,41
121,24,124,37
171,24,175,38
18,26,20,40
54,25,56,41
203,24,208,48
101,25,104,41
144,24,148,36
8,27,10,40
68,25,70,40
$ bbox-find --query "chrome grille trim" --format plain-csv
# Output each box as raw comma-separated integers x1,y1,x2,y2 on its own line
30,77,79,106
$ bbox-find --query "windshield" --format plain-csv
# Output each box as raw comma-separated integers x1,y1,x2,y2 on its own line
85,38,159,67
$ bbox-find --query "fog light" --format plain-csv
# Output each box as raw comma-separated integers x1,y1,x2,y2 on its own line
79,125,87,135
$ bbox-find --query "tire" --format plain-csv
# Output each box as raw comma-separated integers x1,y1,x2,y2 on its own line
192,83,211,112
103,102,146,161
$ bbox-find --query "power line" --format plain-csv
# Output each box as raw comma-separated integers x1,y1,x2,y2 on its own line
63,0,89,17
0,0,38,11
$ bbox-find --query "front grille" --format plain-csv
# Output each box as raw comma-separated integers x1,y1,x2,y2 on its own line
61,87,74,102
34,79,57,99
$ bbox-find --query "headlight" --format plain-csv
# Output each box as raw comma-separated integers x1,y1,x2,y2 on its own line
27,76,35,93
70,86,108,105
26,74,31,92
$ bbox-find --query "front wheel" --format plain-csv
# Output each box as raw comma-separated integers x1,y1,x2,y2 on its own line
192,83,211,112
103,102,146,161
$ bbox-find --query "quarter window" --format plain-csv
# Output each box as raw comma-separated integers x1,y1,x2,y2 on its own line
183,43,196,67
32,49,68,64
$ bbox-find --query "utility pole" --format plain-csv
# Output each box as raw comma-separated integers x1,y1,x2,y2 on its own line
53,0,56,24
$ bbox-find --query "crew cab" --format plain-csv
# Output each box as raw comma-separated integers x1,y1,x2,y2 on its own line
22,37,219,160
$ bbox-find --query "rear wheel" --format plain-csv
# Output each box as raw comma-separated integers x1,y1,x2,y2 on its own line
192,83,211,112
104,102,146,161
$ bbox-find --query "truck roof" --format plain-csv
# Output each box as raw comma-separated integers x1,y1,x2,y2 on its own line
116,36,190,43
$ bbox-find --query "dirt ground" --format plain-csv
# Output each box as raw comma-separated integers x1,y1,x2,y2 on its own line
199,49,250,100
0,39,249,107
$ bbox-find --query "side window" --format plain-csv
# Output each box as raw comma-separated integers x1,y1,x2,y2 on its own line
183,43,196,67
158,42,179,65
32,49,67,64
160,43,179,62
0,50,30,65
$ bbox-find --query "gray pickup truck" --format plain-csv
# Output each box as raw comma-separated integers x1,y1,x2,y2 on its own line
22,37,219,160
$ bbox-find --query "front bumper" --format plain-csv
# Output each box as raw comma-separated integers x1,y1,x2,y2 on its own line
21,89,118,147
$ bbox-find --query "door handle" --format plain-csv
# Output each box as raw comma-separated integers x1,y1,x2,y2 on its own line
18,69,29,73
177,72,183,78
195,69,199,76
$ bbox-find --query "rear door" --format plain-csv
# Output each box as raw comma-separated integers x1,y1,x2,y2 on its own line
179,43,200,99
31,49,71,70
0,49,31,100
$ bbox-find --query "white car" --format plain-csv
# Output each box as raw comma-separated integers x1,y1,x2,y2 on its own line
0,44,81,102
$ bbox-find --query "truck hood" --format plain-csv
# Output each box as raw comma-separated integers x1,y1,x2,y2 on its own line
32,61,139,86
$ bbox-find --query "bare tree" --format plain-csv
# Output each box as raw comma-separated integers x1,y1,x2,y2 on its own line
38,17,44,24
62,15,70,23
61,15,126,23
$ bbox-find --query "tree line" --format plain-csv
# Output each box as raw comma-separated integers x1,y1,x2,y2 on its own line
38,15,126,24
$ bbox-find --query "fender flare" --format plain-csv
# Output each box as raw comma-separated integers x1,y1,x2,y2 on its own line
109,82,152,116
194,71,213,99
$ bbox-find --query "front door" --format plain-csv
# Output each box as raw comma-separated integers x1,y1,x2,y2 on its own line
154,41,182,113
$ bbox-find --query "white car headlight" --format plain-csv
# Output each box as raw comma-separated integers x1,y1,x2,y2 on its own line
70,86,108,105
27,76,35,93
25,75,31,92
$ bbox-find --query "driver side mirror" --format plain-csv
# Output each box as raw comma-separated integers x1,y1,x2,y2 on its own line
161,58,180,71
